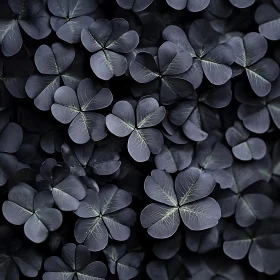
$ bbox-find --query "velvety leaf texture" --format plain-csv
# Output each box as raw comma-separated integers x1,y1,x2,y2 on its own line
1,0,280,279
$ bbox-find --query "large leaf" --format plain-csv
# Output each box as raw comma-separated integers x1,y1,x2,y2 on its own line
90,50,128,81
0,153,19,186
246,58,279,98
136,98,166,129
174,167,216,205
0,0,50,56
18,5,51,40
160,76,194,105
61,142,94,176
179,197,221,231
106,101,136,137
75,216,108,252
198,82,232,108
51,175,86,211
25,75,61,111
0,244,42,279
144,170,178,206
140,203,180,239
201,44,234,85
56,16,94,43
127,128,164,162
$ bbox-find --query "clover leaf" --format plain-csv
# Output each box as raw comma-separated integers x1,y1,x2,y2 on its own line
82,18,139,80
130,41,194,105
74,185,136,251
104,244,144,280
36,158,87,211
0,242,42,279
215,160,273,227
236,77,280,133
106,97,165,162
228,32,279,97
43,243,107,280
223,219,280,275
51,78,113,144
2,183,63,243
48,0,98,43
26,43,85,111
226,121,266,161
0,0,51,57
169,83,230,141
140,168,221,239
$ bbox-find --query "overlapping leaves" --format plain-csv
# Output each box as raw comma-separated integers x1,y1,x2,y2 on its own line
0,0,280,279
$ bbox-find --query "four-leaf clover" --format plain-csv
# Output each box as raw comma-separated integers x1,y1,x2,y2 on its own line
140,168,221,239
